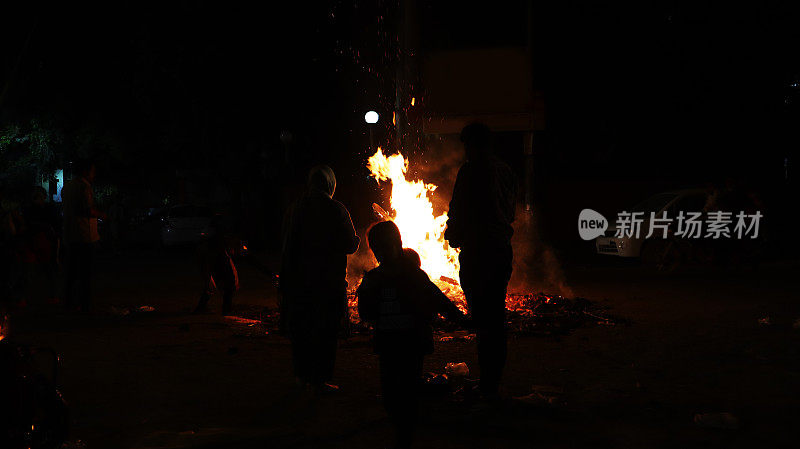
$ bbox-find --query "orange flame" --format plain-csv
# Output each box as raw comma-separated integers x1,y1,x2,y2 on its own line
367,148,465,311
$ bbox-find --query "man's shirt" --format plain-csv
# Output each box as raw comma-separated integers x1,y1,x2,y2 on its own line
62,177,99,244
445,155,517,249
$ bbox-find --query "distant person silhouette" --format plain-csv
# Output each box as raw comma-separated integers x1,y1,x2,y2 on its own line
280,165,359,394
357,221,464,448
445,123,517,399
194,214,239,315
0,184,24,307
61,159,105,313
23,186,61,303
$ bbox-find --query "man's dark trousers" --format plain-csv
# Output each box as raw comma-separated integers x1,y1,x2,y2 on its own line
459,244,512,395
64,242,94,311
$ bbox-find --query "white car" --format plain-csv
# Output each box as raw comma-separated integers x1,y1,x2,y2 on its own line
595,189,707,260
159,205,213,246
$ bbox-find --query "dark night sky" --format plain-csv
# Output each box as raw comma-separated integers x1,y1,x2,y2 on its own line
2,1,800,211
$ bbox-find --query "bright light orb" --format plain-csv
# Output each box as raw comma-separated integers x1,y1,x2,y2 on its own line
364,111,379,124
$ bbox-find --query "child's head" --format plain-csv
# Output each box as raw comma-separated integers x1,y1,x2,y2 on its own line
367,221,403,263
403,248,421,268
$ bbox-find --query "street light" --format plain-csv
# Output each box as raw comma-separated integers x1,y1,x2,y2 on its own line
364,111,379,124
364,111,379,151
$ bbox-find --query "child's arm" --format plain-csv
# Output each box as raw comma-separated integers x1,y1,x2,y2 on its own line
419,272,466,323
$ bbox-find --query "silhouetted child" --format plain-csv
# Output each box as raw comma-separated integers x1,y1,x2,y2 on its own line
357,221,464,448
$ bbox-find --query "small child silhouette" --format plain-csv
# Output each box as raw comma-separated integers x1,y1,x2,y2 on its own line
357,221,464,448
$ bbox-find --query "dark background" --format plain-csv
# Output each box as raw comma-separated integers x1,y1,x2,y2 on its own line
4,4,800,447
2,0,799,250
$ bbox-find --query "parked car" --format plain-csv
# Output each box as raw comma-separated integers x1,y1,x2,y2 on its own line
595,189,707,262
159,204,213,246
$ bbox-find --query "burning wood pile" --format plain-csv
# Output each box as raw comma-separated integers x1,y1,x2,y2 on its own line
352,148,620,335
504,293,619,335
346,291,619,337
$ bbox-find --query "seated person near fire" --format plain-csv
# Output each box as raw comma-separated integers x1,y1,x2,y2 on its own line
357,221,464,448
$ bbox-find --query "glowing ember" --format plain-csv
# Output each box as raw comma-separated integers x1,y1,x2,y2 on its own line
366,147,465,311
0,313,6,342
223,315,262,325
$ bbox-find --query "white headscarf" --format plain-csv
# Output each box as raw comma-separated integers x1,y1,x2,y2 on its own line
307,165,337,198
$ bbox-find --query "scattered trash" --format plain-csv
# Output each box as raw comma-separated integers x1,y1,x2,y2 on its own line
223,316,262,325
109,305,156,316
693,412,739,429
514,391,562,406
758,316,771,326
436,332,476,342
445,362,469,378
420,372,450,395
109,306,130,316
425,373,448,385
505,294,623,336
514,384,565,406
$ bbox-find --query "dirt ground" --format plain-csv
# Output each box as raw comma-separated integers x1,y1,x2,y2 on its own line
10,247,800,448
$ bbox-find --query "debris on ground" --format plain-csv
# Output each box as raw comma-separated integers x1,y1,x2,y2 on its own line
693,412,740,429
445,362,469,378
505,293,623,336
109,305,156,316
758,316,771,327
420,372,450,395
437,332,475,342
218,294,620,339
109,306,130,316
514,391,562,406
226,313,271,338
223,316,261,325
513,385,566,407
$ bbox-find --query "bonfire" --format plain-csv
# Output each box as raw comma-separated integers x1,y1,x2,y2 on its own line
340,148,617,334
365,147,465,311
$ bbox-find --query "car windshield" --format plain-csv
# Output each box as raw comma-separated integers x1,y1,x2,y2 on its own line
631,193,678,214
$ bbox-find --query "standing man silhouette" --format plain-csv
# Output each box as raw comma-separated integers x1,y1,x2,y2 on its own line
445,123,517,399
62,159,105,313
